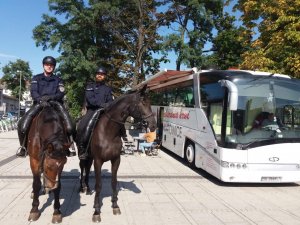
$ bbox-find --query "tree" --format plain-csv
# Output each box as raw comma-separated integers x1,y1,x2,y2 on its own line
234,0,300,77
208,12,251,70
108,0,169,85
162,0,223,70
1,60,33,99
32,0,169,117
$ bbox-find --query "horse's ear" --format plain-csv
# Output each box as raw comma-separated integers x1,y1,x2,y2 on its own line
139,84,148,96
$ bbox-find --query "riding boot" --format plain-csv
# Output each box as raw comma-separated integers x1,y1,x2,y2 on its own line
76,109,101,160
16,104,42,157
16,131,27,157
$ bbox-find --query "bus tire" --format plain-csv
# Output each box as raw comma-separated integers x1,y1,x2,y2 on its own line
185,141,195,168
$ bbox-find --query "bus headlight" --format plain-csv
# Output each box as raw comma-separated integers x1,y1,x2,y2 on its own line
221,161,247,169
221,161,229,168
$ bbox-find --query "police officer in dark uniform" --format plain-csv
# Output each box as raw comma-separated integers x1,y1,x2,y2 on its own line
76,67,115,160
16,56,75,157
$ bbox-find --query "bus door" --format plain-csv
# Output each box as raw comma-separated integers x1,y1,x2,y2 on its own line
156,107,164,140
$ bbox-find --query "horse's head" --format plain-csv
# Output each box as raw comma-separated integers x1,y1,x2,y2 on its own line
42,139,70,191
129,85,157,132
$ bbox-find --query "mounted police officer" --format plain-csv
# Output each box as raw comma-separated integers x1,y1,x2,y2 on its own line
76,67,117,160
16,56,76,157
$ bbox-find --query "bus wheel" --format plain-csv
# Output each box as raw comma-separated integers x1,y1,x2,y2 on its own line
185,141,195,168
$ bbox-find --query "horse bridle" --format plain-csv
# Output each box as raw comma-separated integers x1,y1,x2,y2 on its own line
40,149,65,185
104,107,153,126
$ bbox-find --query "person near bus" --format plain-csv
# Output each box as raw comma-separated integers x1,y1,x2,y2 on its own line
138,128,156,155
16,56,75,157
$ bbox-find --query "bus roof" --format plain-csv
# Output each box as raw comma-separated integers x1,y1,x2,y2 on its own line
132,69,292,90
133,69,195,90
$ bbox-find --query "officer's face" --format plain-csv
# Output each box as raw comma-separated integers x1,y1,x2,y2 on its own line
95,73,106,82
43,63,55,75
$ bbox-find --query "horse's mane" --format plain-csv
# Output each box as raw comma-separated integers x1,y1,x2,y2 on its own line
42,106,61,122
39,106,65,147
105,91,137,111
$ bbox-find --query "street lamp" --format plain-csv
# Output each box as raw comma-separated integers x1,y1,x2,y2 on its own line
17,70,22,120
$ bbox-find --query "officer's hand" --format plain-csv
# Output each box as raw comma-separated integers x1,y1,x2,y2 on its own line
40,101,50,107
41,96,51,102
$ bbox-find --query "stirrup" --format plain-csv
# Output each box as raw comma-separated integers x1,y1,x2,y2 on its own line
16,146,27,158
67,149,76,157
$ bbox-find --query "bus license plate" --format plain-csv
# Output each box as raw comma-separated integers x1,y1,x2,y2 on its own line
261,176,282,182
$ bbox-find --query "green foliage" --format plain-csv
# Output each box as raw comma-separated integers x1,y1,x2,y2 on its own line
1,60,33,98
162,0,223,70
235,0,300,77
209,12,251,70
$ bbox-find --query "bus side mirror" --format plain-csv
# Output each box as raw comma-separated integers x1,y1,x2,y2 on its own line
219,80,238,111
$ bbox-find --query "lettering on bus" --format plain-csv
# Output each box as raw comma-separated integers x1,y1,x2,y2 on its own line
164,111,190,120
163,122,182,138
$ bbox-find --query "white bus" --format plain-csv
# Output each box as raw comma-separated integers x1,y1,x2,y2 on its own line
135,69,300,183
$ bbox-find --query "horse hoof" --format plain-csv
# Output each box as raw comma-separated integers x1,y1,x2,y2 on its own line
52,214,62,224
92,214,101,223
113,208,121,215
28,212,41,221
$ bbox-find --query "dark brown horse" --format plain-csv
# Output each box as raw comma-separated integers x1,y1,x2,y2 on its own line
78,85,156,222
27,104,71,223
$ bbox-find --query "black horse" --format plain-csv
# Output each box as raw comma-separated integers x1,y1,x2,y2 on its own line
27,104,71,223
77,85,156,222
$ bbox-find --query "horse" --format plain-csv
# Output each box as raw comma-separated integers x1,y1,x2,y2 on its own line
77,85,156,222
27,103,72,223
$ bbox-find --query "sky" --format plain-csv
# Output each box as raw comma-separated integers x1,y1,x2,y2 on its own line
0,0,238,78
0,0,61,77
0,0,178,78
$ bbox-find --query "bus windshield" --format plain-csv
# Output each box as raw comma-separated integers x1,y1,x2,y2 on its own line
225,77,300,149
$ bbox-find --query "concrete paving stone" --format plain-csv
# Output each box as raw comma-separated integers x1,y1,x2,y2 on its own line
263,209,300,224
240,210,277,223
212,210,252,224
160,181,189,194
147,193,172,203
186,211,224,225
140,181,166,194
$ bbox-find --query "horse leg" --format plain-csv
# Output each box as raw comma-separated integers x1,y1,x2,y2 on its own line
111,156,121,215
92,159,103,223
85,157,93,195
79,159,88,193
28,174,42,221
52,182,63,223
79,158,93,195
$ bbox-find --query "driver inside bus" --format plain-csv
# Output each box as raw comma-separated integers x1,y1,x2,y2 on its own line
261,113,277,127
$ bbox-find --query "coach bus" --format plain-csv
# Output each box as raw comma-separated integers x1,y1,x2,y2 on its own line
134,69,300,183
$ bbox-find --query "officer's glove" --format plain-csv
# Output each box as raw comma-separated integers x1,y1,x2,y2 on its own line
40,100,50,107
99,103,110,108
41,95,51,102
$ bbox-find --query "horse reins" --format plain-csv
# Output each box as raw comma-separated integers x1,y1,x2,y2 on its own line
104,109,153,126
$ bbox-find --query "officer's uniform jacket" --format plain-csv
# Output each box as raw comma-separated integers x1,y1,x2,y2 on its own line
30,73,65,103
85,81,113,110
